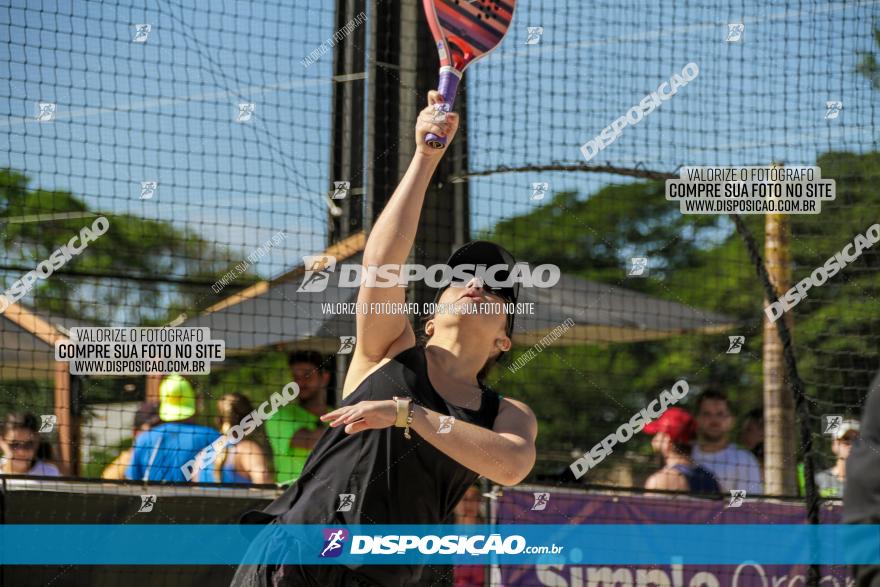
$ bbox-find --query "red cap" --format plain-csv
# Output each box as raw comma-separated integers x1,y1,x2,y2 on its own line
643,407,696,445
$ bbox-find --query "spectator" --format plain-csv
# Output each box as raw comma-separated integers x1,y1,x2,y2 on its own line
739,407,764,462
816,419,859,498
845,378,880,587
692,389,763,494
102,401,160,480
264,351,332,484
196,393,273,484
644,407,721,495
125,374,218,482
0,412,60,476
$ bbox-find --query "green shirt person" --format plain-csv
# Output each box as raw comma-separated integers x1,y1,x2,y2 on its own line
265,351,332,484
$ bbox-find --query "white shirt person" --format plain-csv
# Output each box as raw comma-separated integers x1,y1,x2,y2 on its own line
692,390,764,495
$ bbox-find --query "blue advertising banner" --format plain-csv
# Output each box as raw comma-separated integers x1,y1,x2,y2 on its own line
0,523,876,566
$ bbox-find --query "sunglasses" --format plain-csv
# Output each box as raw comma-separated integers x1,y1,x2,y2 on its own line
8,440,36,451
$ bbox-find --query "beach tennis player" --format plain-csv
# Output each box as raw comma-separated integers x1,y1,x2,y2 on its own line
230,91,538,587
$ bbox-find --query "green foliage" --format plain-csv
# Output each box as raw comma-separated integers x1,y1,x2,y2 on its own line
855,24,880,90
0,168,259,326
481,153,880,481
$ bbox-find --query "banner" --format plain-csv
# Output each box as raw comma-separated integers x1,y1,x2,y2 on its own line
495,488,854,587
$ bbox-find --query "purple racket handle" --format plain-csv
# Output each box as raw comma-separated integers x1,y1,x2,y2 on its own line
425,68,461,149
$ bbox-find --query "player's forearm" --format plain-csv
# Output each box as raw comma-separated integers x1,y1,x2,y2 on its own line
363,153,442,267
409,405,534,486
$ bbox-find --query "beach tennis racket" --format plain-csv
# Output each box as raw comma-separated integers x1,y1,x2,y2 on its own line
422,0,516,148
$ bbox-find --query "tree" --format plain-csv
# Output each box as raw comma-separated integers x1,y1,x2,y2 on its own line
0,168,257,325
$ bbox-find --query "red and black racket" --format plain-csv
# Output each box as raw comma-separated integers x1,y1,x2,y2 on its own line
422,0,516,148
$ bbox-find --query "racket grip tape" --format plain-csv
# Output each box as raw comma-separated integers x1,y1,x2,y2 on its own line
425,69,461,149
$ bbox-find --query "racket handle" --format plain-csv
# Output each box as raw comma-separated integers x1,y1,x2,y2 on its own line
425,69,461,149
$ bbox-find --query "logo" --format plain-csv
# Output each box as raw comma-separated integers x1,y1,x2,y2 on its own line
581,63,699,163
727,336,745,354
336,336,356,355
823,414,843,436
531,492,550,511
431,102,449,123
181,383,300,481
37,102,56,122
526,26,544,45
570,380,690,478
332,181,350,200
825,101,842,120
436,41,448,61
726,23,744,42
765,223,880,323
728,489,746,508
297,259,560,291
140,181,158,200
133,24,152,43
437,415,455,434
138,494,156,513
298,256,337,292
39,415,56,433
628,257,648,276
336,494,356,512
1,216,110,314
320,528,348,558
237,103,255,123
530,182,549,201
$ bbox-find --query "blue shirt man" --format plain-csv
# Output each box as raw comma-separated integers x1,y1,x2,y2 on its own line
125,374,217,482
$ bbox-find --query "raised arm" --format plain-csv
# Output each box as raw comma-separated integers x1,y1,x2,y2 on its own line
351,92,460,363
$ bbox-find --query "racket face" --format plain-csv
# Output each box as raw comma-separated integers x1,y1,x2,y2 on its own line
423,0,515,72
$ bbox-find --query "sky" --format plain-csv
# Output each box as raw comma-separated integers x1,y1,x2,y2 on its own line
2,0,878,281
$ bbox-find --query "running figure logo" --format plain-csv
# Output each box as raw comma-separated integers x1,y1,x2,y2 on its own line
530,182,549,201
298,256,337,292
823,415,843,436
337,493,356,512
320,528,349,558
140,181,158,200
531,492,550,511
437,415,455,434
337,336,356,355
525,27,544,45
138,494,156,513
728,489,746,508
237,103,255,123
726,23,744,42
727,336,745,354
628,257,648,276
37,103,56,122
825,101,843,120
332,181,350,200
431,103,449,123
133,24,152,43
39,415,56,433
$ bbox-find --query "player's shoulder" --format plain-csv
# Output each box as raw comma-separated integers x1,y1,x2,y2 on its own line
496,396,537,431
499,395,533,415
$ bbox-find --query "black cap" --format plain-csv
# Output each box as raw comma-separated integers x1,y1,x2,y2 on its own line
432,241,520,337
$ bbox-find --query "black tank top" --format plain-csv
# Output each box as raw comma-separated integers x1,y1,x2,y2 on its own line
244,344,501,584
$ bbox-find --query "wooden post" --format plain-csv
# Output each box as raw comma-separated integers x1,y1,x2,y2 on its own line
145,373,161,403
53,362,76,476
763,197,798,495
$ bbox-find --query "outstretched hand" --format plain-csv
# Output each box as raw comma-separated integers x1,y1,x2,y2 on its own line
415,91,460,157
320,400,397,435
